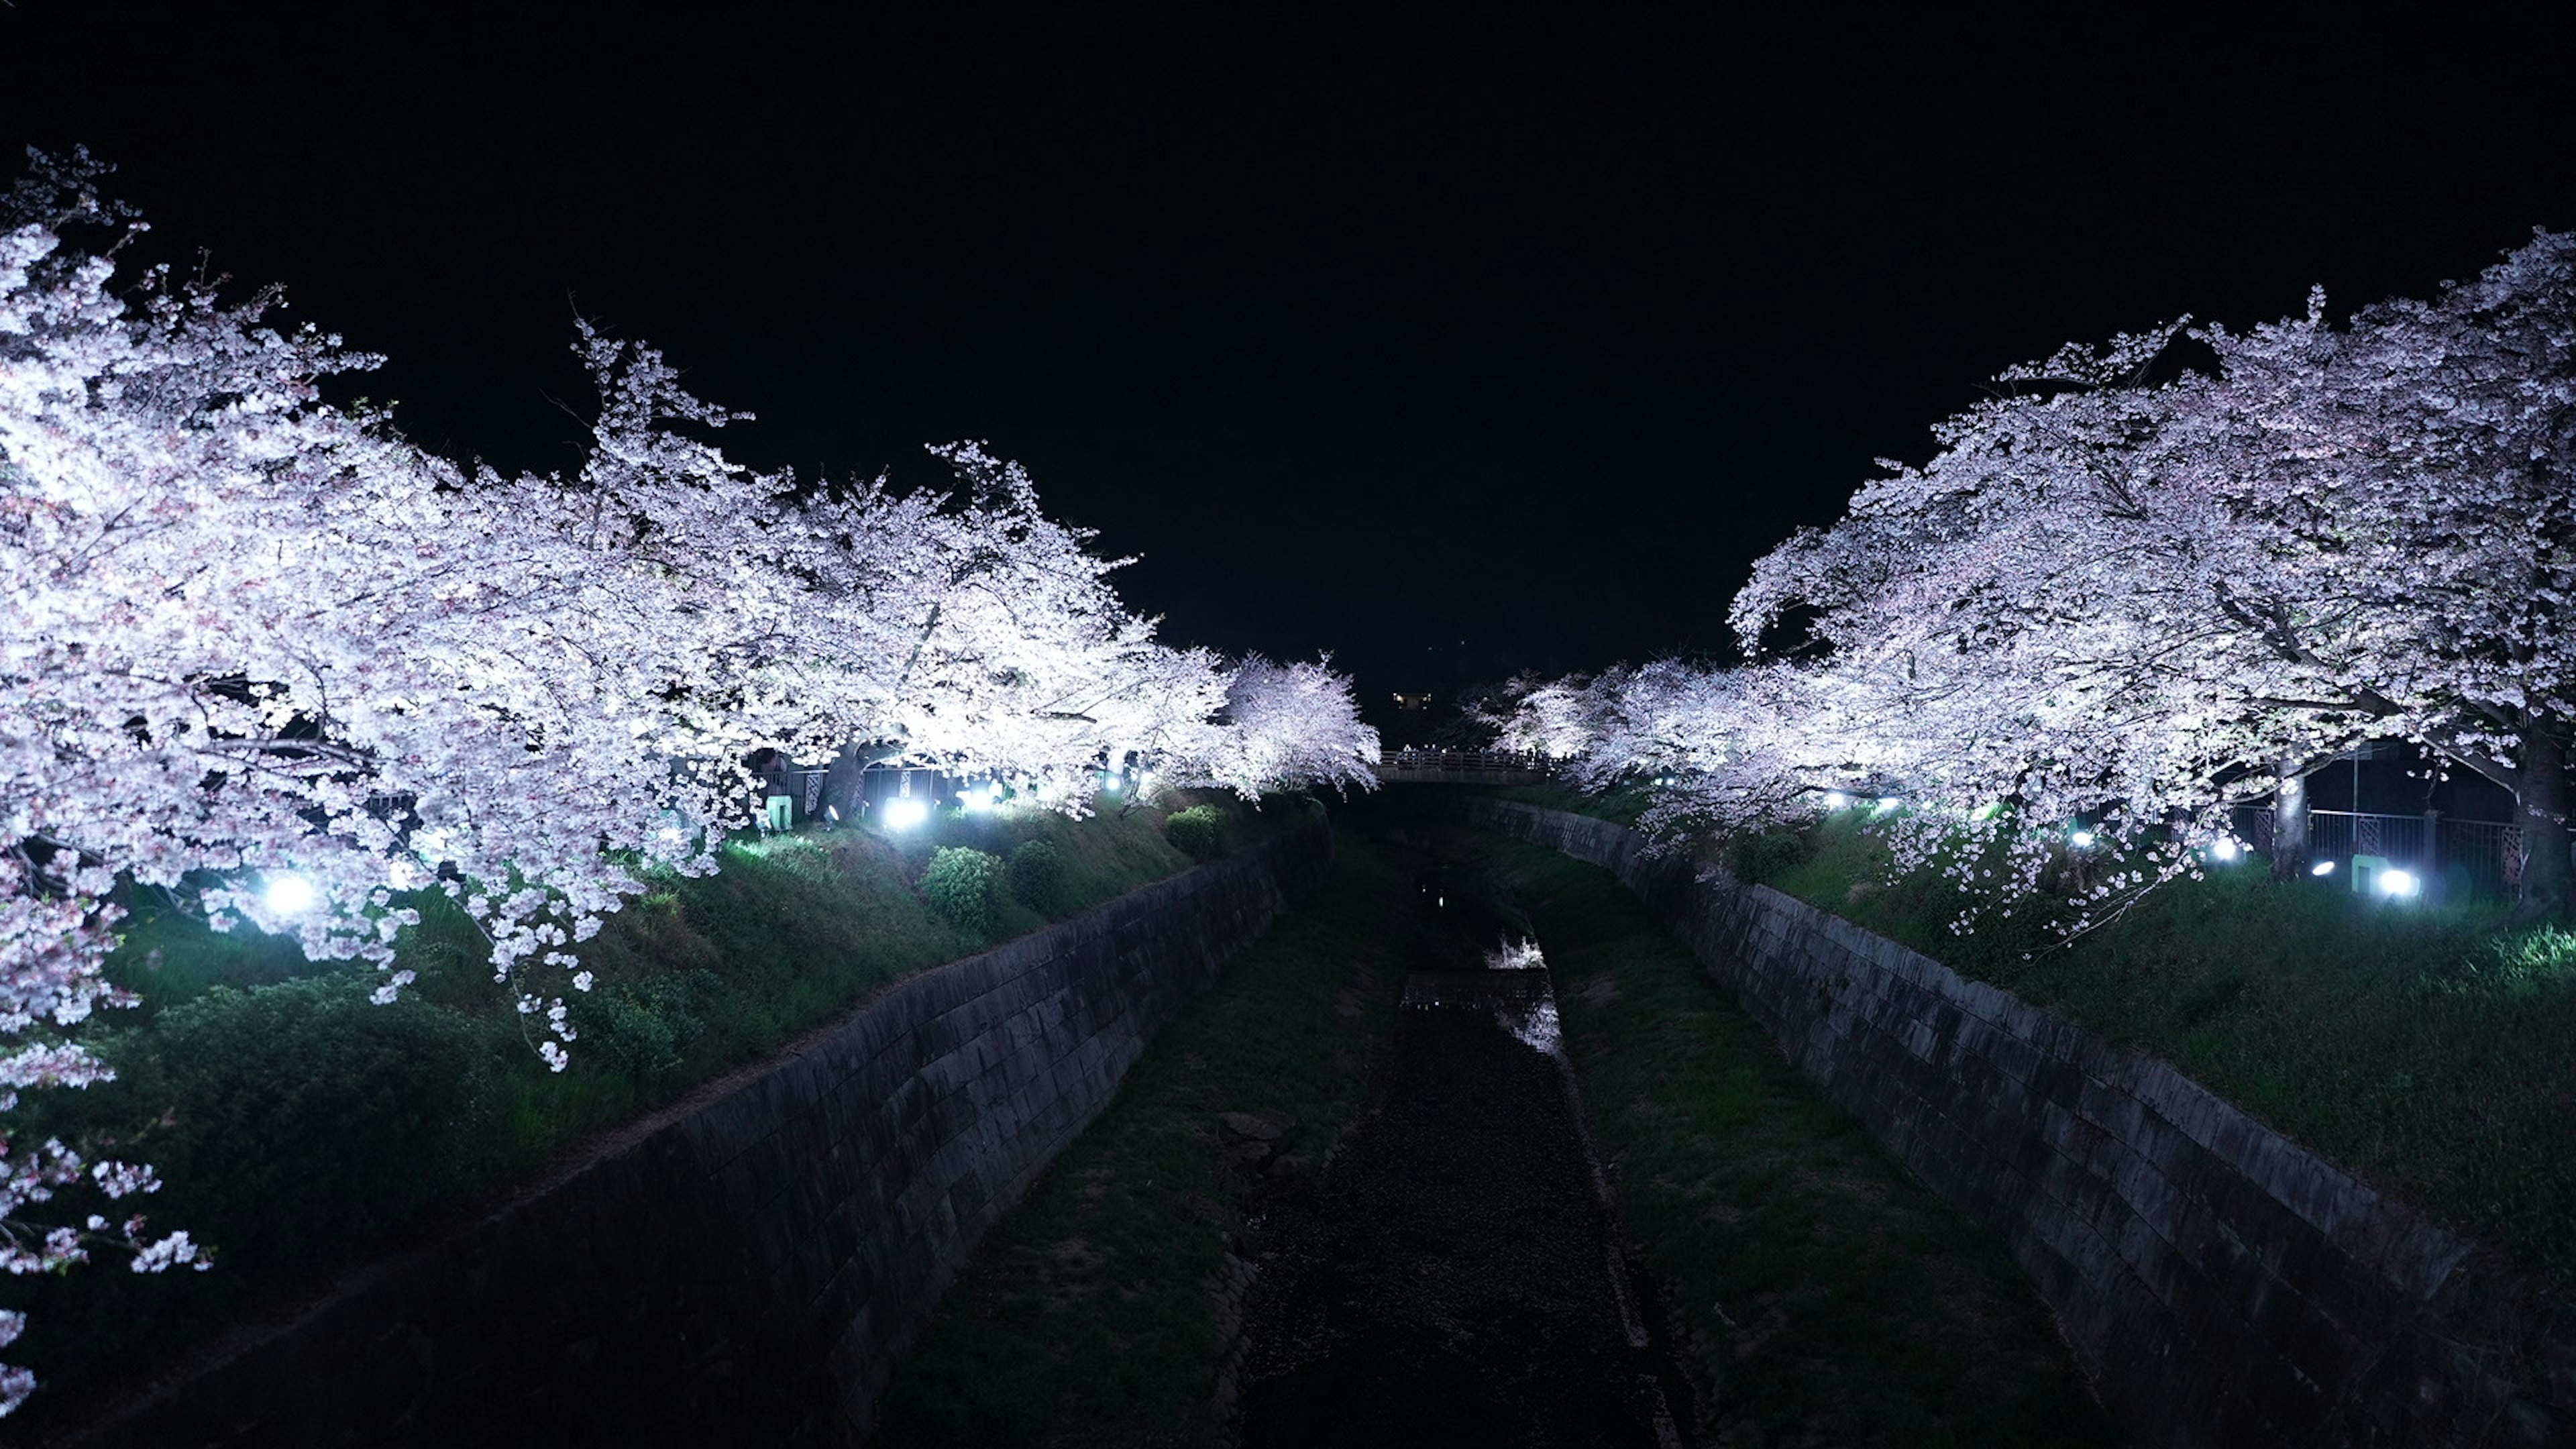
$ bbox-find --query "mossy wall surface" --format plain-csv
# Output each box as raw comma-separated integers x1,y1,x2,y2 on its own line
1460,796,2575,1449
62,818,1334,1449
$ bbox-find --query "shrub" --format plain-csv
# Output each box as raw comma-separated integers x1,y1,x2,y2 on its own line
922,847,1004,934
1165,805,1226,861
130,973,494,1271
580,970,717,1081
1006,839,1072,917
1727,827,1811,884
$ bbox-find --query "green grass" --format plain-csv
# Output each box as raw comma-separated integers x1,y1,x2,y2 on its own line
875,829,1401,1449
5,789,1281,1437
1429,818,2116,1447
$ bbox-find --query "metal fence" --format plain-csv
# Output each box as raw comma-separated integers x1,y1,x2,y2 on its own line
2229,804,2522,894
1383,747,1550,770
755,763,973,828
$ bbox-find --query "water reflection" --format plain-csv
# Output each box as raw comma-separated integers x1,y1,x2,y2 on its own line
1402,936,1565,1058
1501,994,1562,1055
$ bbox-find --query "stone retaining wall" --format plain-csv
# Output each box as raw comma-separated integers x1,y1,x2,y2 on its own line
66,816,1335,1449
1459,795,2575,1449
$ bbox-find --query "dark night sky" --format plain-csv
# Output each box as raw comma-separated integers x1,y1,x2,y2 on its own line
5,3,2574,723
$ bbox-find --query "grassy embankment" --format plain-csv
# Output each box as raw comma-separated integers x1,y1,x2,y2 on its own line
10,789,1299,1432
1437,816,2116,1446
1483,784,2576,1279
875,828,1404,1448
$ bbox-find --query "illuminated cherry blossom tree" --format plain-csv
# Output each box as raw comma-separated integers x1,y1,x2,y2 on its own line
1172,654,1379,798
0,152,1380,1413
1527,231,2576,923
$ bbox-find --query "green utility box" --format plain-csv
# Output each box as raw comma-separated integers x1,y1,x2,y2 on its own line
765,796,795,831
2351,853,2390,894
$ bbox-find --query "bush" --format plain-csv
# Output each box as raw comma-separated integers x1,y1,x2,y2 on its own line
580,970,717,1081
129,973,494,1271
1165,805,1226,860
1727,827,1811,885
921,847,1004,934
1006,839,1073,917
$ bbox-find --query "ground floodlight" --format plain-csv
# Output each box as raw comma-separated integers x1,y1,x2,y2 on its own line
2211,838,2239,862
2070,829,2096,848
1823,791,1851,810
2379,868,2420,898
884,796,930,830
824,805,840,824
1874,796,1899,812
263,873,318,917
2310,859,2337,877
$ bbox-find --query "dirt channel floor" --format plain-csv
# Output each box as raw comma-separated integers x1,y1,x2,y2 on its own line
1232,845,1688,1448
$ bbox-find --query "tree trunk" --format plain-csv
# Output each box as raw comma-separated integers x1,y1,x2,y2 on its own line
2517,713,2571,917
2270,760,2312,881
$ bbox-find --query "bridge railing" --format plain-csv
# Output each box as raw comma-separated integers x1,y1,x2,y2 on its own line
1378,747,1553,775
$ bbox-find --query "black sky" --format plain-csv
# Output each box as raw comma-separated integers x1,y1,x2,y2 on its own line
5,3,2573,722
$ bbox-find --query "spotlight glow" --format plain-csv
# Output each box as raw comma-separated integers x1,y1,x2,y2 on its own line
2211,838,2240,861
1822,791,1851,810
2310,859,2337,877
1874,796,1899,812
2378,868,2420,898
883,796,930,830
2070,829,2095,848
263,873,318,917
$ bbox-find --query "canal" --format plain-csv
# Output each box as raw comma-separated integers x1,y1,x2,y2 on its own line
878,801,2110,1446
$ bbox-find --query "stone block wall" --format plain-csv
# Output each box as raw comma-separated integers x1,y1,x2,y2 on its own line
1460,796,2576,1449
64,817,1334,1449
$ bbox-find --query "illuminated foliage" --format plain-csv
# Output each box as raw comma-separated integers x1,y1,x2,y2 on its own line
1514,231,2576,926
0,152,1377,1413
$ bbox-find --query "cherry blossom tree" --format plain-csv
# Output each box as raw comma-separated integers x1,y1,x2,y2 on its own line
1171,654,1379,798
1532,231,2576,924
2190,233,2576,910
0,151,1382,1414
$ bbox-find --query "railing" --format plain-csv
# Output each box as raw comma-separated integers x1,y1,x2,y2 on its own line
2229,804,2522,894
2443,817,2526,892
1378,747,1552,777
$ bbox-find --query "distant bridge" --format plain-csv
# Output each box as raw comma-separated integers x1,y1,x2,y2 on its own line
1375,748,1552,784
